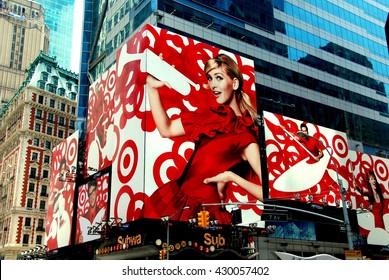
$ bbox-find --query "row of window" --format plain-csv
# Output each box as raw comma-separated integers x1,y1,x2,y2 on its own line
36,95,77,113
34,122,67,138
29,167,49,180
22,234,43,246
28,182,48,197
32,138,52,150
26,198,46,211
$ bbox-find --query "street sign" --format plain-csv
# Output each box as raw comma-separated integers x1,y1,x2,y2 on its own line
345,250,362,260
261,212,288,221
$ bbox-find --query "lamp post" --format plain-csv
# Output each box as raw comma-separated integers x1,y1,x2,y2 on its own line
161,206,190,260
305,133,354,250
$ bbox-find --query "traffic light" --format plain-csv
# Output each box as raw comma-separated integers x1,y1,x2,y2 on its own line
197,210,210,228
203,210,210,227
159,249,167,260
197,211,204,227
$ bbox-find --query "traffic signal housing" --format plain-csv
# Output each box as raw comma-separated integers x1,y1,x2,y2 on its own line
197,210,210,228
159,249,167,260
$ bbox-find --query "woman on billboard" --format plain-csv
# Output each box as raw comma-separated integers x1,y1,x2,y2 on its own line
146,53,263,224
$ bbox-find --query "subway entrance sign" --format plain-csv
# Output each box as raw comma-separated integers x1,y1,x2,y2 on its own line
261,212,288,221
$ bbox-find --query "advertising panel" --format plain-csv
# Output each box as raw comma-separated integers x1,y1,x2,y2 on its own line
84,24,263,226
349,151,389,245
263,111,351,206
75,172,109,244
263,111,389,245
45,130,79,251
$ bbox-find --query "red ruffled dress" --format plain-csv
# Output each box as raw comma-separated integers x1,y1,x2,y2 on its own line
147,105,259,224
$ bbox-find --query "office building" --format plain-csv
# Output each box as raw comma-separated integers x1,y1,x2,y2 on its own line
0,52,78,259
33,0,77,71
0,0,49,107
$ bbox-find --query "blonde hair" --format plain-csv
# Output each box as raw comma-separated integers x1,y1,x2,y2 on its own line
204,54,258,124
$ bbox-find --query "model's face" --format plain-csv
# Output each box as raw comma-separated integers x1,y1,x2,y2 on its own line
368,175,376,187
88,186,97,207
301,126,308,134
206,66,237,105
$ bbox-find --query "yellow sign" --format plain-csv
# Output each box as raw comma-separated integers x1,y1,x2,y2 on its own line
345,250,362,260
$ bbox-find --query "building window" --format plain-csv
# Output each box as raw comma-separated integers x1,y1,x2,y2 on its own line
36,235,42,245
71,106,76,114
60,103,65,111
39,200,46,211
58,117,65,126
38,95,44,104
49,99,55,108
35,109,42,119
70,92,77,100
31,152,38,161
45,141,51,150
34,123,41,132
47,113,54,123
41,185,48,196
37,219,44,232
51,76,58,86
41,72,48,81
23,234,29,245
30,167,37,179
26,198,33,208
44,155,50,164
47,126,53,135
38,80,45,90
66,82,72,91
58,129,64,138
28,183,35,192
58,88,65,96
42,170,49,179
33,138,40,146
46,65,52,73
25,217,31,227
47,84,57,93
70,120,75,129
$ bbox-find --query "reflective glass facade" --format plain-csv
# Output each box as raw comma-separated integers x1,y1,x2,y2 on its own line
80,0,389,156
34,0,76,71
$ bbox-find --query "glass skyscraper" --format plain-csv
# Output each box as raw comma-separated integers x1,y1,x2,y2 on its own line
80,0,389,158
34,0,76,71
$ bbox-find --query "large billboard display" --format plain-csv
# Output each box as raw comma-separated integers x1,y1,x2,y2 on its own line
84,24,264,226
349,151,389,245
75,172,109,244
45,130,79,251
263,111,351,206
263,111,389,245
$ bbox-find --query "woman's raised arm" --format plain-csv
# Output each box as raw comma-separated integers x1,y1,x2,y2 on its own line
146,74,186,138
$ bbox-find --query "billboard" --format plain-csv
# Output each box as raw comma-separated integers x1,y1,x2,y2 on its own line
45,130,79,251
349,151,389,245
263,111,389,245
84,24,264,226
75,171,109,244
264,111,350,206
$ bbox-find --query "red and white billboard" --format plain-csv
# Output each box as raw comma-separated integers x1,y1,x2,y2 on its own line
75,173,109,244
264,111,389,245
45,130,79,251
349,151,389,245
264,111,351,206
85,24,263,226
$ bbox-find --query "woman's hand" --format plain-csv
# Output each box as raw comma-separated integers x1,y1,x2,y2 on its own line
146,74,172,90
204,171,234,198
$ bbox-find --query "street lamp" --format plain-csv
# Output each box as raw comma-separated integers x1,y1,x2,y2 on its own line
161,206,190,260
303,133,354,250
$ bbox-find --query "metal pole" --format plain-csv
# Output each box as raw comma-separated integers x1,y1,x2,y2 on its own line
300,134,354,250
166,221,170,260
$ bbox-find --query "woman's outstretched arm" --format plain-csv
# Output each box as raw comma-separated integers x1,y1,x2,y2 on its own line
203,143,263,202
146,74,186,138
